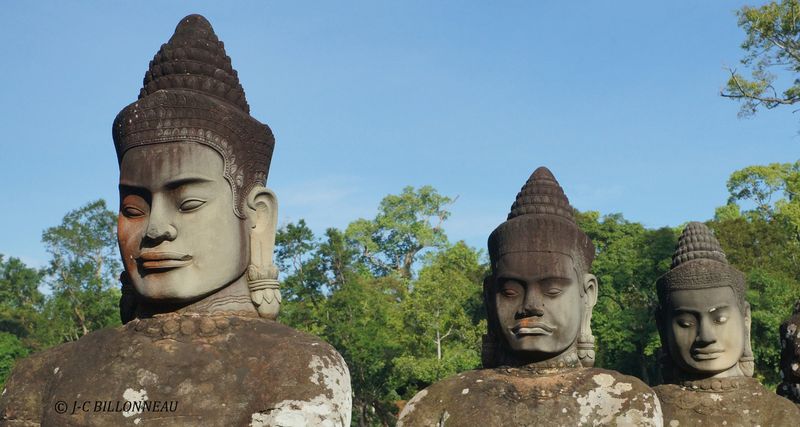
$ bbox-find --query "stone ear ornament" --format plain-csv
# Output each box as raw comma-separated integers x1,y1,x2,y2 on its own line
576,332,595,367
247,264,280,320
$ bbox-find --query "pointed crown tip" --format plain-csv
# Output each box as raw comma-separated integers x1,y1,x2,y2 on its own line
140,13,250,114
671,221,727,268
508,166,573,222
175,14,213,31
531,166,556,182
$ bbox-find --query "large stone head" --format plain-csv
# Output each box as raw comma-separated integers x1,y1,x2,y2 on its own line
483,167,597,368
656,222,753,380
113,15,279,318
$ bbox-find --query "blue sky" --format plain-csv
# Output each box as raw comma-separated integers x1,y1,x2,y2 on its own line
1,1,797,268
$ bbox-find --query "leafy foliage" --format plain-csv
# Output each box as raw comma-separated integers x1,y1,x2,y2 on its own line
277,187,485,426
722,0,800,117
576,212,677,384
40,200,121,343
709,161,800,386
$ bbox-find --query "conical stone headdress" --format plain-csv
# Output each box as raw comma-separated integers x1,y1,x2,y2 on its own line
112,14,275,218
488,167,595,269
656,222,746,312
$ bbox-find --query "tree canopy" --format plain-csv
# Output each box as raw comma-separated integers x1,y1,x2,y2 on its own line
722,0,800,118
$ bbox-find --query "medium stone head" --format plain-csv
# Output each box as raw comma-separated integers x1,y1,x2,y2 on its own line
656,222,752,380
113,15,279,318
483,167,597,368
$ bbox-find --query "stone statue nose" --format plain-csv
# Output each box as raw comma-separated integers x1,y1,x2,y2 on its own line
696,319,717,345
145,221,177,242
518,290,545,318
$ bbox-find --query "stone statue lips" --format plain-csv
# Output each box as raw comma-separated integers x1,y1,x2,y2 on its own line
137,251,193,271
691,346,726,361
512,318,555,336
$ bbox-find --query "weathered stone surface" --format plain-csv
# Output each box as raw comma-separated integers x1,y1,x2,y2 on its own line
0,313,351,426
398,367,661,426
655,377,797,427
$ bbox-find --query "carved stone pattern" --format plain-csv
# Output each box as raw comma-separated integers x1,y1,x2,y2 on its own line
141,14,249,113
113,90,273,218
127,312,259,342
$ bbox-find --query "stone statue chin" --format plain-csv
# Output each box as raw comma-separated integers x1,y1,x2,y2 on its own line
398,167,662,426
0,14,351,426
653,222,799,426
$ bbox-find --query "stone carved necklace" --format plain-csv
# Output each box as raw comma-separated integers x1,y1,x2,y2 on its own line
679,376,751,393
500,347,582,375
127,311,260,340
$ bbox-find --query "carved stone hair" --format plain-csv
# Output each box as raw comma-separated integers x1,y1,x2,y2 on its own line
483,167,596,368
112,14,275,218
656,222,746,313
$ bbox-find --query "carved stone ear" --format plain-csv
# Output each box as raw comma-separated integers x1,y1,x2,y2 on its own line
246,186,278,266
740,301,755,377
481,275,500,368
582,273,598,308
577,273,598,367
245,186,281,320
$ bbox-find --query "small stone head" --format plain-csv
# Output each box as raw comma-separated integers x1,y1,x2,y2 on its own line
113,15,278,314
483,167,597,368
779,301,800,385
656,222,753,380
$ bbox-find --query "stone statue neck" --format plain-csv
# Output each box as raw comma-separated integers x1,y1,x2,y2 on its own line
672,362,745,383
500,341,582,371
135,272,257,318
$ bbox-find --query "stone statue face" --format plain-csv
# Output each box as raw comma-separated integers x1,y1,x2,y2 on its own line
118,142,249,302
665,287,745,375
493,251,584,356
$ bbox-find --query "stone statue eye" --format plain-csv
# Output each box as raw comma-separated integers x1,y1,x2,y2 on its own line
122,206,145,218
500,287,519,298
180,199,206,212
676,319,694,328
714,316,728,324
544,288,563,297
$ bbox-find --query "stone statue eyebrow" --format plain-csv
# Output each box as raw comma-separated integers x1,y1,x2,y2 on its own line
118,176,214,192
163,176,214,190
496,273,572,285
672,304,730,314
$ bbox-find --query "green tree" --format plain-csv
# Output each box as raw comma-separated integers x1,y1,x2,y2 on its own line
576,211,677,384
40,199,121,344
392,242,487,398
276,186,469,426
709,162,800,385
0,332,29,388
0,255,44,386
721,0,800,117
346,186,452,279
0,255,45,344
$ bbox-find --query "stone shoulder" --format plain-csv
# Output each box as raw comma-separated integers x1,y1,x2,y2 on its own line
1,319,352,427
0,338,78,424
654,378,800,427
399,367,661,426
